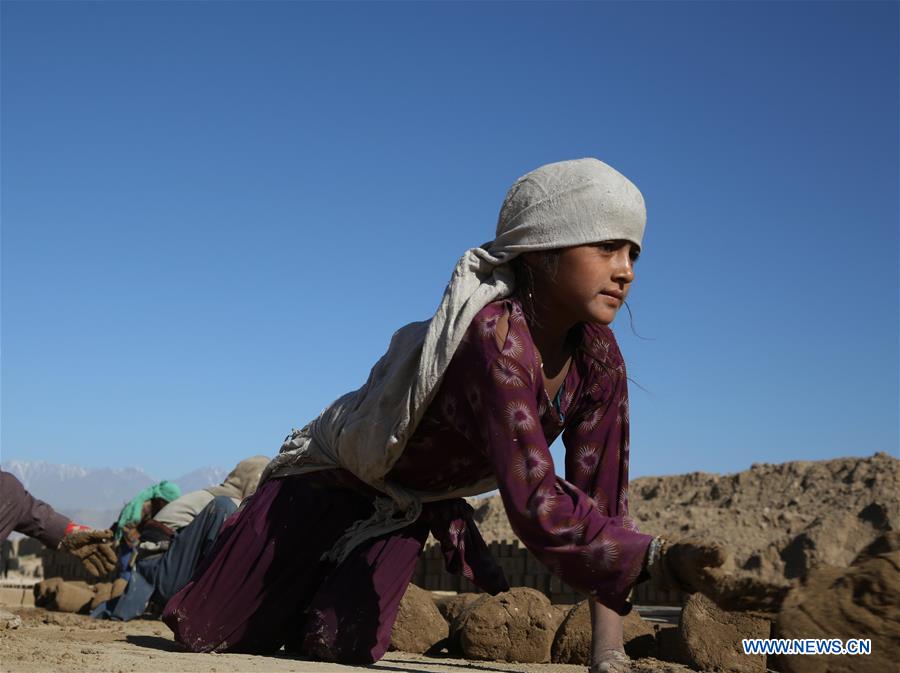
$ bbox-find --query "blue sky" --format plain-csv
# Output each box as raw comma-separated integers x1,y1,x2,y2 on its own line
2,1,897,480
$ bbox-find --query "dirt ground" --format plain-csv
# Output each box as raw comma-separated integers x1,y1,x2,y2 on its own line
0,606,701,673
6,454,892,673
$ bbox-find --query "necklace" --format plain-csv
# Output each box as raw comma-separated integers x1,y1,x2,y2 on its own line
536,337,574,375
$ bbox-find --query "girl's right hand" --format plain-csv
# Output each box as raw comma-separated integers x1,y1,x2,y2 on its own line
650,536,733,595
650,537,790,612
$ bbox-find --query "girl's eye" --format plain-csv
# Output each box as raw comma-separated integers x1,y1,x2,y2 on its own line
597,241,639,260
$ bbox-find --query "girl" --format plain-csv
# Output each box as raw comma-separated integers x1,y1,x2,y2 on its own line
163,158,731,673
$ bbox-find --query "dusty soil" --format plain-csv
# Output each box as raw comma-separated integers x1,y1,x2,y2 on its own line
469,452,899,585
3,454,893,673
772,532,900,673
0,606,698,673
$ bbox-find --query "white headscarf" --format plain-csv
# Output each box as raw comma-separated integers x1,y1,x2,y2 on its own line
261,158,646,562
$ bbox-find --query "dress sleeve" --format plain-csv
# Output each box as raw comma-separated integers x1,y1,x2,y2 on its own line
459,307,652,614
0,471,70,548
562,327,636,528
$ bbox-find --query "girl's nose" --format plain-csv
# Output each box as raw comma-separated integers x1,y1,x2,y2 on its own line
613,252,635,283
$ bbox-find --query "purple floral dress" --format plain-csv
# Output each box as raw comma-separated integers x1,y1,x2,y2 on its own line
163,297,652,663
389,297,652,603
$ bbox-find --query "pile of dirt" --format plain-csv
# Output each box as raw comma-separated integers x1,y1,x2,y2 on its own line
34,578,94,613
457,587,560,663
33,577,128,615
436,592,480,630
551,600,656,664
678,593,770,673
773,532,899,673
89,578,127,610
390,584,448,654
467,452,898,585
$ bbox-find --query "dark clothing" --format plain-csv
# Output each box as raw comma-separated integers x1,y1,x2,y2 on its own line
93,495,237,621
0,471,69,547
162,297,652,662
163,474,506,662
384,297,654,607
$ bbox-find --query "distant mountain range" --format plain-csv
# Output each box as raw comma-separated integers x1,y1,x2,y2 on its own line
1,460,229,530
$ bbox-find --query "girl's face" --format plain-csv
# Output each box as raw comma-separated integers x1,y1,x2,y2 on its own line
530,240,639,326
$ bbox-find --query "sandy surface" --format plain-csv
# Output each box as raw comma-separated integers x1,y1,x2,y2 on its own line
0,606,701,673
8,454,892,673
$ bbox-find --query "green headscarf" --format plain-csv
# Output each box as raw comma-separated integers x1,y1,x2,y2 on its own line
115,480,182,539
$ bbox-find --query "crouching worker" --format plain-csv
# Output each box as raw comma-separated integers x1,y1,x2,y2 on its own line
161,159,753,671
0,470,117,577
92,456,268,620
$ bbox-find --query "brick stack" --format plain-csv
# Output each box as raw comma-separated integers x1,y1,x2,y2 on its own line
412,539,683,606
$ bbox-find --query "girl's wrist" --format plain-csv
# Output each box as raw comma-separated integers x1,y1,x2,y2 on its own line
644,535,665,572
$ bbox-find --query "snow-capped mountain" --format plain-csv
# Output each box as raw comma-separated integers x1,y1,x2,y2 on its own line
1,460,228,529
175,466,230,494
2,460,91,488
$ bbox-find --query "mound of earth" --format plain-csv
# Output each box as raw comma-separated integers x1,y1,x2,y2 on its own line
773,532,900,673
89,579,128,610
34,578,94,613
390,584,448,654
678,593,770,673
551,600,656,664
436,592,480,628
457,587,559,663
466,453,898,585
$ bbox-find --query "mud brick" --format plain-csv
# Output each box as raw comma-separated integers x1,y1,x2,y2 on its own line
502,557,526,574
0,587,34,607
525,552,544,573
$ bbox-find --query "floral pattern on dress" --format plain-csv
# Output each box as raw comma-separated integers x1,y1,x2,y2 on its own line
582,536,621,572
386,297,653,614
492,357,530,388
512,446,550,484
